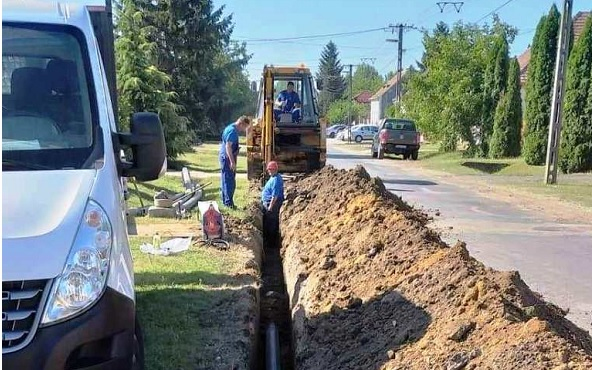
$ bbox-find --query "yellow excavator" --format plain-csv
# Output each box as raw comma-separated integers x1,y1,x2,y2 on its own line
246,65,326,180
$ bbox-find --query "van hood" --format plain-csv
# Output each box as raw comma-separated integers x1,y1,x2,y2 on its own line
3,170,96,281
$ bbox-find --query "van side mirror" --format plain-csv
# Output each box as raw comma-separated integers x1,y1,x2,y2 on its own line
117,112,167,181
316,78,323,91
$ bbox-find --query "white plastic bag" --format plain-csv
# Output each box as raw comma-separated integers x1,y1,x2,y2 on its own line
139,237,192,256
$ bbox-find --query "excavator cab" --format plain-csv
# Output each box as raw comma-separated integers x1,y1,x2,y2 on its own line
247,65,326,180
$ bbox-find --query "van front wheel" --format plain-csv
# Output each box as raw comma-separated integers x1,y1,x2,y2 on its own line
132,317,146,370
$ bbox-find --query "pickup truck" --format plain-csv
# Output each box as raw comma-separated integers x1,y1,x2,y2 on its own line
371,118,421,160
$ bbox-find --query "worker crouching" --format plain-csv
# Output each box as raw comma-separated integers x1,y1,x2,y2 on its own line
261,161,284,247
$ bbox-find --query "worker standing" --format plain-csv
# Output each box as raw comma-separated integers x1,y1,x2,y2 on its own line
261,161,284,246
219,115,250,208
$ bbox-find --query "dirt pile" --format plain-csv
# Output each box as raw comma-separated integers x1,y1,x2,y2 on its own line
280,165,592,370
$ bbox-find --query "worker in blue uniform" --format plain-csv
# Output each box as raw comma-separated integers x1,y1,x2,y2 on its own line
274,81,301,123
261,161,284,246
219,115,250,208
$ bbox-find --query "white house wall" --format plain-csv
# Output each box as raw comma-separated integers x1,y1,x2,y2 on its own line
370,100,381,123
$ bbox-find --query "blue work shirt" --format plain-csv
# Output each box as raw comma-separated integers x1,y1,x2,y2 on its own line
219,123,239,161
277,90,301,112
261,174,284,207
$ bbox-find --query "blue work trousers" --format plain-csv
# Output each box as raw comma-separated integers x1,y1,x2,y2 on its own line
261,201,282,247
220,156,236,207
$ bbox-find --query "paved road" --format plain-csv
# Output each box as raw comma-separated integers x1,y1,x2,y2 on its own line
327,140,592,333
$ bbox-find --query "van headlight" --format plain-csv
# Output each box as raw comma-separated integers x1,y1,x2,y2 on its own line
42,200,113,324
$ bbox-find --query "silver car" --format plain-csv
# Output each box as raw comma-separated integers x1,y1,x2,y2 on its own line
341,125,379,142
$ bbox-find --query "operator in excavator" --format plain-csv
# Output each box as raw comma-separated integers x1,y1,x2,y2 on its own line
274,81,301,123
261,161,284,246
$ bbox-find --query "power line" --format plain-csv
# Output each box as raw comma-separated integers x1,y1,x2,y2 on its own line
378,58,397,74
233,27,387,43
404,3,435,25
517,28,536,35
474,0,517,23
239,39,388,50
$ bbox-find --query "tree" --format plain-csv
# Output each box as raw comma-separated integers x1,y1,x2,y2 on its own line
489,58,523,158
326,100,367,124
316,41,346,115
477,15,518,157
115,0,191,159
350,63,383,98
401,22,491,152
137,0,250,136
205,42,256,135
384,71,396,81
523,5,560,165
559,16,592,173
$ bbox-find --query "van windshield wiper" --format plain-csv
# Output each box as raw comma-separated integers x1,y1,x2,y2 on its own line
2,159,56,170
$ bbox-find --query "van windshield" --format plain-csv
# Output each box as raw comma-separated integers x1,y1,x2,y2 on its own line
2,23,102,171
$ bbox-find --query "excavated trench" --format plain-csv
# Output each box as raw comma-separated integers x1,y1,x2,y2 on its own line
256,218,295,370
251,166,592,369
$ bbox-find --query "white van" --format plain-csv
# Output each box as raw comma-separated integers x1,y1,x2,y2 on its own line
2,1,166,369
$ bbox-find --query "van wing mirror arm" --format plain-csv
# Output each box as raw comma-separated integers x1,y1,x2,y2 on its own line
116,132,159,146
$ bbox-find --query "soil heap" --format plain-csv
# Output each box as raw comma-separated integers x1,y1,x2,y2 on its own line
280,165,592,370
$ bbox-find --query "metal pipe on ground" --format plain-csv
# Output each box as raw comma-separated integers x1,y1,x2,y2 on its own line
266,322,281,370
180,189,203,211
171,183,211,210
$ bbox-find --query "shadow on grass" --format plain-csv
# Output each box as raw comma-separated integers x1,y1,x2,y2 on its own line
136,270,255,288
418,151,443,160
293,290,431,369
203,182,219,202
136,282,258,370
169,159,247,174
461,161,510,174
138,181,182,193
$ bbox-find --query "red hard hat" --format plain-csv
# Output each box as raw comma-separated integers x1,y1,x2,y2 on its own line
266,161,278,171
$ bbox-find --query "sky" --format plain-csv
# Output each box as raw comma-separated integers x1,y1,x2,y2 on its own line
212,0,591,81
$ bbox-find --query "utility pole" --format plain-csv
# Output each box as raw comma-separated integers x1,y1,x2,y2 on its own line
396,25,404,102
387,23,411,103
544,0,573,185
338,64,360,143
347,64,353,143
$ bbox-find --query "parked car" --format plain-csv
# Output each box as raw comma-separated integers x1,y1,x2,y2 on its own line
339,124,378,142
336,128,349,141
371,118,421,160
326,124,346,138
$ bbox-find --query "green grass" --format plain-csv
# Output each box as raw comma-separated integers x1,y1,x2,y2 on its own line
127,176,185,209
131,237,256,369
129,135,257,369
128,141,252,219
416,144,592,209
169,142,248,175
504,181,592,209
418,146,545,176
